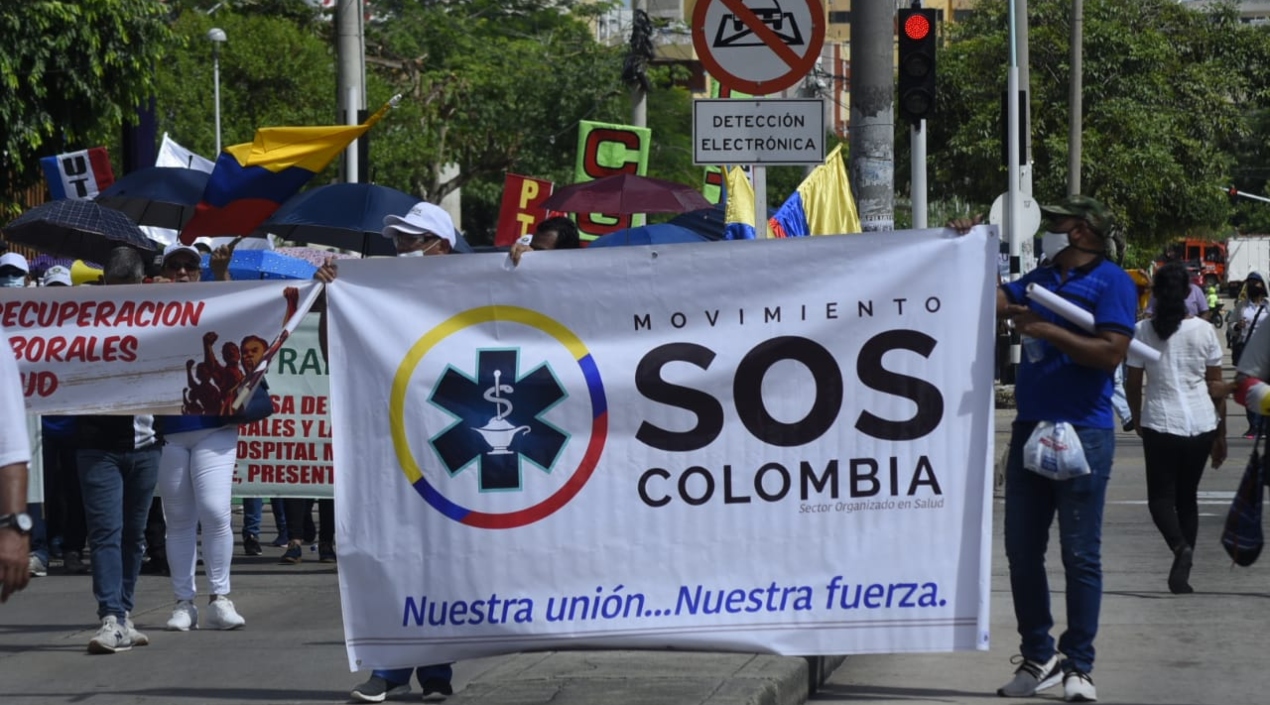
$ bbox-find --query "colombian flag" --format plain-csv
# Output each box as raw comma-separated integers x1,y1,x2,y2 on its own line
722,166,759,240
180,99,396,243
768,145,862,238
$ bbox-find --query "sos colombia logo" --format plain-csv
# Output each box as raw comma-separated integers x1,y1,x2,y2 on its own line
389,306,606,530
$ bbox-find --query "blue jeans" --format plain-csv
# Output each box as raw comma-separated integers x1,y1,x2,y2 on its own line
77,447,162,620
373,664,453,686
1004,421,1113,675
242,498,287,539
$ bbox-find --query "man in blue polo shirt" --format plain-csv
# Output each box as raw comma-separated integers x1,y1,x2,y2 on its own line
994,195,1136,703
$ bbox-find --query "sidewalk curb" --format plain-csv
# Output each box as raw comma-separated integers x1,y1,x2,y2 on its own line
448,651,814,705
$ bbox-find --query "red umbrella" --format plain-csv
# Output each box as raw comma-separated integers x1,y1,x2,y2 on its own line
540,173,712,214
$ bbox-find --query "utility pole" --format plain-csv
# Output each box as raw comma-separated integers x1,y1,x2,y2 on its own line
1068,0,1083,196
337,0,366,183
631,0,648,129
849,1,894,231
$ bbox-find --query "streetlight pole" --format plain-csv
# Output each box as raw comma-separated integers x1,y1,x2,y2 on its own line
208,27,227,154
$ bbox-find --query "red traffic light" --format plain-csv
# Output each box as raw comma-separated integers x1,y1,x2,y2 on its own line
904,13,931,41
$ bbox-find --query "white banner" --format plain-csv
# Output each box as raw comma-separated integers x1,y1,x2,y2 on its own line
0,281,320,415
329,230,997,670
233,315,333,498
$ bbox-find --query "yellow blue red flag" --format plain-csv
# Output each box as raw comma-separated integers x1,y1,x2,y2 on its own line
722,166,758,240
768,145,862,238
180,98,397,243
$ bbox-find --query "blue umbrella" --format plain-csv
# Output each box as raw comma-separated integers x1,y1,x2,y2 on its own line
199,249,317,281
257,183,417,257
2,199,157,264
587,223,712,248
96,166,209,230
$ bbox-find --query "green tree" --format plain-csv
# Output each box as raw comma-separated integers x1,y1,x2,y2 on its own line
0,1,178,211
918,0,1270,250
154,8,338,161
362,0,629,240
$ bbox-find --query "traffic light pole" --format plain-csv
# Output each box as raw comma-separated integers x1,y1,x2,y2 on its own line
1006,0,1023,365
911,121,927,228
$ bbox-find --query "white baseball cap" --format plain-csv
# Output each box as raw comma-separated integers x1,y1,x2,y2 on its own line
381,202,456,247
0,252,29,273
41,265,72,287
162,243,203,264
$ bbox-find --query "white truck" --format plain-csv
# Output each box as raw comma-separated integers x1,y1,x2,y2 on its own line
1226,235,1270,296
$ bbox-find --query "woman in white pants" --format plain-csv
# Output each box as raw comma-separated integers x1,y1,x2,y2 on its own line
156,243,246,631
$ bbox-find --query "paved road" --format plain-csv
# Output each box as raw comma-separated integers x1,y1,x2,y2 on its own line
814,406,1270,705
4,356,1266,704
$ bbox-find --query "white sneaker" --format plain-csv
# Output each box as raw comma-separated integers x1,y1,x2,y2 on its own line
87,615,133,654
1063,669,1097,702
997,654,1061,697
123,612,149,646
204,595,245,630
28,554,48,577
166,600,198,631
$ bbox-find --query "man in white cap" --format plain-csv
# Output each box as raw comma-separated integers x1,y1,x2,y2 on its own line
381,201,456,257
41,266,72,288
345,201,456,702
0,252,31,289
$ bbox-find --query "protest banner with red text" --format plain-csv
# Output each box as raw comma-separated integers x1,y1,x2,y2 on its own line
233,315,333,498
0,281,321,415
493,174,555,248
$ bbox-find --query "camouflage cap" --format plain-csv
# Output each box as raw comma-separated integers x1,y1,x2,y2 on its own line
1040,194,1111,236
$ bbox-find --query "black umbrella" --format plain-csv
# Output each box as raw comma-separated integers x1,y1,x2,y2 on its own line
96,166,209,230
2,199,158,265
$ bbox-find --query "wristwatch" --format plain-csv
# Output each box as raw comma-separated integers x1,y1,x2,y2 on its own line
0,513,33,536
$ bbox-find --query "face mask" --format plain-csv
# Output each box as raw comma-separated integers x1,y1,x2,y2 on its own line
0,274,25,288
396,240,440,258
1041,231,1070,261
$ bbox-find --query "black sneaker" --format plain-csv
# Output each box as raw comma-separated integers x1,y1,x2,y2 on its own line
243,534,263,556
1168,544,1194,594
279,543,303,565
420,677,453,701
318,542,336,563
63,551,89,575
350,675,410,703
139,556,169,576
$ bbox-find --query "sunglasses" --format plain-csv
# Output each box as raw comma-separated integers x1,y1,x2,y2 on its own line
163,260,200,273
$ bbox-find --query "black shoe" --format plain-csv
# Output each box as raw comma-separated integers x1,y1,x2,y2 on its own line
139,556,169,576
420,678,453,701
279,543,303,565
1169,544,1194,594
63,551,90,575
318,542,336,563
243,534,262,556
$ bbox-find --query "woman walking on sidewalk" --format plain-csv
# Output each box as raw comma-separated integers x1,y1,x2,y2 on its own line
1126,263,1227,594
154,243,249,631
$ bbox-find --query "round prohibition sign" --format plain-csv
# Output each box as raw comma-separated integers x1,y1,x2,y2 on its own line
692,0,826,96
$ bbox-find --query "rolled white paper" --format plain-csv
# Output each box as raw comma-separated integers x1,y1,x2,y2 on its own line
1025,283,1161,363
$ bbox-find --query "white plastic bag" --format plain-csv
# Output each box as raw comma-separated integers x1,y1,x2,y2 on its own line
1023,421,1090,481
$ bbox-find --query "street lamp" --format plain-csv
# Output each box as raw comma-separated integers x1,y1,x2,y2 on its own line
207,27,227,154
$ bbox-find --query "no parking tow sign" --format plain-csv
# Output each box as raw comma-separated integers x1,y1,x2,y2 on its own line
692,0,826,95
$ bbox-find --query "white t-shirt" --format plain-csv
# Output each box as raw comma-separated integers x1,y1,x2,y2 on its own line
1240,300,1267,343
0,323,30,467
1129,317,1222,436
